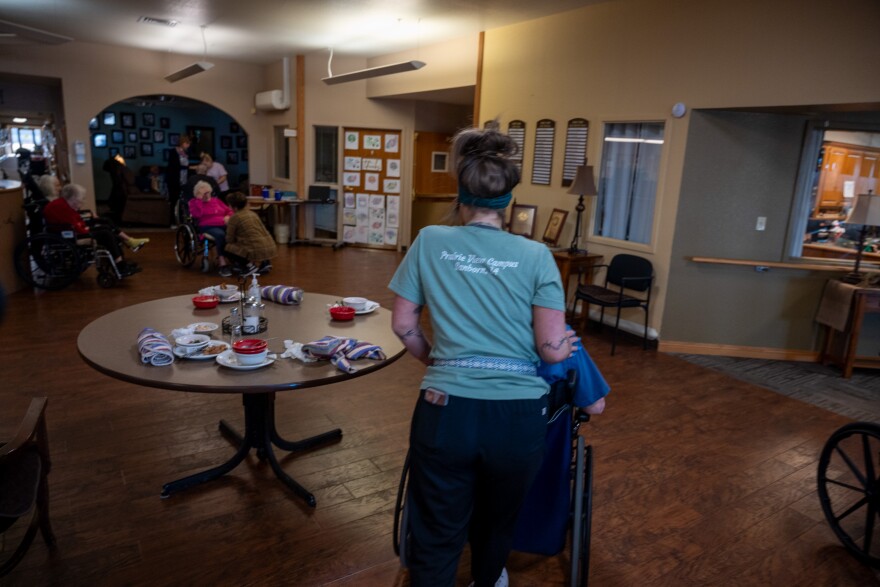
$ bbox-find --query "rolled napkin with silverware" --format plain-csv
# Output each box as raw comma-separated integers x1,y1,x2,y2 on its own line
261,285,304,305
288,336,386,373
137,327,174,366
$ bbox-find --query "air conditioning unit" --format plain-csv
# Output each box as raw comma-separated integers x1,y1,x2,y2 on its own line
255,89,287,111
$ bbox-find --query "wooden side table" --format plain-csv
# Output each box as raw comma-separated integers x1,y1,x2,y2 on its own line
820,286,880,378
552,251,603,313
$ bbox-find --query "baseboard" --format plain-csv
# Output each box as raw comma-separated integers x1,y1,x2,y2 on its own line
658,341,819,362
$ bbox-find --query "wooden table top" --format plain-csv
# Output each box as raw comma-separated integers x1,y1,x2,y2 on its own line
77,292,405,395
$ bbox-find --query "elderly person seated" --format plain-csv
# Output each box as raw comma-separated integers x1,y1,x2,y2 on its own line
223,191,277,275
42,184,142,276
188,180,234,277
37,174,61,202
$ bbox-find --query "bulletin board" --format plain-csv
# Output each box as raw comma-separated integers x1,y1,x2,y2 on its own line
340,127,403,249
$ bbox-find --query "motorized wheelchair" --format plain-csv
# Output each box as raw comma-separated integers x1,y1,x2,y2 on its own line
13,197,129,290
817,421,880,568
392,370,594,586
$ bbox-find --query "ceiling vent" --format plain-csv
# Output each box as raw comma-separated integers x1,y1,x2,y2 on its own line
138,16,178,27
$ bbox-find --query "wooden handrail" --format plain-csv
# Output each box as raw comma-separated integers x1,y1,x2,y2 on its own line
689,256,849,272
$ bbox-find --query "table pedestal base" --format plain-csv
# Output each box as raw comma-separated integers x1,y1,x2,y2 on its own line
160,392,342,507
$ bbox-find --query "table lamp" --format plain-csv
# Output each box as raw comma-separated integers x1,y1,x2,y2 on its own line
567,160,598,254
841,191,880,284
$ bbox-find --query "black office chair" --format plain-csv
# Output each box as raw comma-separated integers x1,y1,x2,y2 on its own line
0,397,55,578
574,253,653,355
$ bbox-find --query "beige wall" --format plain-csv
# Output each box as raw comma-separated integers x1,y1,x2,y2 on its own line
0,41,269,211
478,0,880,343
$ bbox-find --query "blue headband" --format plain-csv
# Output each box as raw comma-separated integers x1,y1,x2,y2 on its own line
457,187,512,209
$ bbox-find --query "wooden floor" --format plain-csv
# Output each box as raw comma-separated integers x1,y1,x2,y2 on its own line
1,230,876,586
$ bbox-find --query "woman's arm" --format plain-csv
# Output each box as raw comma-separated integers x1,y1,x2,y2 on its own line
391,295,432,366
533,305,575,364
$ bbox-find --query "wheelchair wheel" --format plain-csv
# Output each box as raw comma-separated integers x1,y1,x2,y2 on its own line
14,233,81,290
817,422,880,568
570,435,591,587
392,451,412,567
174,224,197,267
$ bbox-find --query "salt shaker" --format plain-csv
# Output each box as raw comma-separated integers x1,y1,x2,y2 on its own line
243,296,260,334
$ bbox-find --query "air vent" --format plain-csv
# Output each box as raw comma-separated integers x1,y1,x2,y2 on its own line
138,16,178,27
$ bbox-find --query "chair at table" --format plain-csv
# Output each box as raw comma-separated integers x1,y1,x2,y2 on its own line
0,397,55,578
573,253,653,355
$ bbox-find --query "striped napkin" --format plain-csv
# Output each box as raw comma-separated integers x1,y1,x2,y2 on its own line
296,336,386,373
261,285,304,305
137,327,174,366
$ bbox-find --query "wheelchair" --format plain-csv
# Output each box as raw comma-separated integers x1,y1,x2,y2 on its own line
392,370,594,586
173,198,216,273
14,199,128,290
817,421,880,568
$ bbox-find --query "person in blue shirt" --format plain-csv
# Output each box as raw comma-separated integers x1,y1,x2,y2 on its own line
390,125,576,587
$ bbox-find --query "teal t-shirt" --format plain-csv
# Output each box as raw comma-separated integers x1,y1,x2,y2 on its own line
388,224,565,400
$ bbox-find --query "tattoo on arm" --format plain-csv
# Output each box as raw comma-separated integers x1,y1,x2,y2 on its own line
540,336,570,352
397,327,425,342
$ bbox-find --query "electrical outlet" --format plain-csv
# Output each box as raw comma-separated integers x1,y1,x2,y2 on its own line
756,216,767,231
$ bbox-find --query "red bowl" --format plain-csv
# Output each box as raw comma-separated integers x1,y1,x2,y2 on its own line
232,338,268,354
192,295,220,309
330,306,356,321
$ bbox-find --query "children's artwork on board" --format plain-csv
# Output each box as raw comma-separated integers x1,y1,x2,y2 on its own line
368,228,385,245
363,134,381,150
362,158,382,172
343,225,356,243
344,157,361,171
383,179,400,194
343,172,361,187
342,209,357,226
364,173,379,191
384,134,399,153
387,159,401,178
369,195,385,209
385,227,398,246
356,193,369,209
355,225,368,243
343,192,355,208
345,131,359,150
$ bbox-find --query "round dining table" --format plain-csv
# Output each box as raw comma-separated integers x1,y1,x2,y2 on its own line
77,291,405,506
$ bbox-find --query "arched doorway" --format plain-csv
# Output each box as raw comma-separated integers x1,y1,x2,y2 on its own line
88,94,248,226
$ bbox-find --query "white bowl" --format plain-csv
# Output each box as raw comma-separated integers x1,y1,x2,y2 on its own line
188,322,219,337
342,296,368,311
214,285,239,301
233,349,268,365
175,334,211,349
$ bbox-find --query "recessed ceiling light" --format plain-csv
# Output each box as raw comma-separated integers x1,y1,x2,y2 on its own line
13,117,27,123
138,16,178,27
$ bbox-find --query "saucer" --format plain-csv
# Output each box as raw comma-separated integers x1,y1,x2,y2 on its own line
355,301,380,315
174,341,230,360
216,349,275,370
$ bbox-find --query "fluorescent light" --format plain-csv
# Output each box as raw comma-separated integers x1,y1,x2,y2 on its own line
0,19,72,44
12,117,27,123
322,60,425,85
165,61,214,83
604,137,665,145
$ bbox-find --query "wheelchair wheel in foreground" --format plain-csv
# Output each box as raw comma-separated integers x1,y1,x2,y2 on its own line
570,435,591,587
818,422,880,568
392,451,412,567
14,233,80,290
174,225,197,267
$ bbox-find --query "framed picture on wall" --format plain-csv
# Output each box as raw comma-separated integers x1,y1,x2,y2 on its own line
127,131,137,142
102,112,116,126
187,126,215,159
120,112,135,129
109,147,119,157
153,130,165,143
509,204,538,239
542,208,569,247
226,151,239,165
160,117,170,129
89,118,99,130
236,135,247,148
230,122,239,133
139,128,150,140
431,152,448,173
220,136,232,149
142,113,155,127
123,145,136,159
169,133,180,146
111,130,124,144
92,133,107,148
140,143,153,157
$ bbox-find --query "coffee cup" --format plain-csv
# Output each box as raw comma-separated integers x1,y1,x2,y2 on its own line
342,297,368,311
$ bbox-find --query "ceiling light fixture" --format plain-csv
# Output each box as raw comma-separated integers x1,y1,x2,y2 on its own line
322,48,424,85
0,19,72,44
12,117,27,123
165,25,214,83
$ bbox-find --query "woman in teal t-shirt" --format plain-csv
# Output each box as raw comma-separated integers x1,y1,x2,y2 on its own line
389,126,576,587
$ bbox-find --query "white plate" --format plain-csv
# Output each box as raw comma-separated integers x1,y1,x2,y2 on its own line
188,322,219,334
216,349,276,370
174,341,230,360
175,334,211,348
355,301,380,315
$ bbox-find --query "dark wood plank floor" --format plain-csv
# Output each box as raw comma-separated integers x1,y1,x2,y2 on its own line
1,230,876,586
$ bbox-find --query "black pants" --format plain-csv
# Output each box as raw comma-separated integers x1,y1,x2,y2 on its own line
89,226,123,260
407,390,547,587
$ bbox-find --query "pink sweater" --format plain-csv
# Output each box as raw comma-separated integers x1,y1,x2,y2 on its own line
188,197,231,228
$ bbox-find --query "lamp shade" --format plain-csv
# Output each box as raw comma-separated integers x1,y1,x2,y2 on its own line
847,192,880,226
567,164,597,196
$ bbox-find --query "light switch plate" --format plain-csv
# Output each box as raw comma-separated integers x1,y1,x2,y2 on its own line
756,216,767,231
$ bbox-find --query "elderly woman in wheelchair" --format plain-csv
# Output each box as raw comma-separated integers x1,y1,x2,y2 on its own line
42,184,142,276
185,180,234,276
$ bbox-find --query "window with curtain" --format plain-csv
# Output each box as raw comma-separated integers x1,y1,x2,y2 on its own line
593,122,665,244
